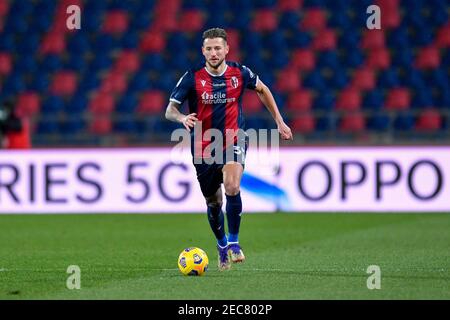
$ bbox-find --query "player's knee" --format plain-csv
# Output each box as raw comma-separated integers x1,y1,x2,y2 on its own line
224,181,240,196
206,197,222,208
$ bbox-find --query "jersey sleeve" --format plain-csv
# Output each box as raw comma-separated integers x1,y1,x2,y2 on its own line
241,65,259,90
169,70,194,105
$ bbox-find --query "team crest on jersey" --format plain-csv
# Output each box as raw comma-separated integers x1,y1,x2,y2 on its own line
230,76,239,88
200,80,206,87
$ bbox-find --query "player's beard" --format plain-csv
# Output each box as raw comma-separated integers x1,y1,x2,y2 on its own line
206,57,225,70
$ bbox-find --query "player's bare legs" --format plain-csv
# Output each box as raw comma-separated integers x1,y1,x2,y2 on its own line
206,187,230,271
222,162,246,263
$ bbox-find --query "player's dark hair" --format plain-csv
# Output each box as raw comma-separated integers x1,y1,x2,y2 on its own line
202,28,227,44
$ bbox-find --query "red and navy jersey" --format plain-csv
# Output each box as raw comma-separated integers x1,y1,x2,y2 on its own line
169,61,259,155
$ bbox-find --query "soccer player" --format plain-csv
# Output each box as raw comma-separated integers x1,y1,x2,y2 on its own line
165,28,293,271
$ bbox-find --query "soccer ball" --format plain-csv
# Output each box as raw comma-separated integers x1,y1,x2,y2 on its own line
177,247,209,276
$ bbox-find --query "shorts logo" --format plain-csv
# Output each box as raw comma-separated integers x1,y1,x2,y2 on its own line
231,76,239,89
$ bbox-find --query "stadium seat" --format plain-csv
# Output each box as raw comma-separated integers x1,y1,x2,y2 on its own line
312,29,337,51
15,92,41,117
291,49,315,71
290,114,315,134
351,67,375,91
0,52,12,76
363,89,384,110
49,71,78,96
90,117,112,134
361,30,385,50
275,68,301,93
140,30,166,53
415,46,441,69
336,87,362,111
102,10,129,34
366,48,391,69
339,113,366,132
252,9,278,31
393,112,414,131
278,0,303,12
89,93,115,114
385,88,411,110
300,8,327,31
242,91,262,113
39,32,66,54
99,71,128,95
436,24,450,48
178,10,205,32
415,109,443,131
114,50,140,73
367,113,391,131
286,89,313,111
137,90,166,114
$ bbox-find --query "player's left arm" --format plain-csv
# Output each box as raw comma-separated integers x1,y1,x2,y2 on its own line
254,79,293,140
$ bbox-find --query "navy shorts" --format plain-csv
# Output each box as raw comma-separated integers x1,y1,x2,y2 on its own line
193,139,248,198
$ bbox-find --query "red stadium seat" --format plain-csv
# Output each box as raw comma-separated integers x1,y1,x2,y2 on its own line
415,46,441,69
50,0,83,33
336,87,362,111
312,29,337,51
90,117,112,134
275,68,301,93
16,92,41,117
436,24,450,48
252,9,278,31
140,30,166,53
361,30,385,50
137,90,165,114
0,52,12,76
0,0,10,16
178,10,205,32
226,29,240,49
89,92,115,114
351,67,376,91
40,32,66,54
366,48,391,69
286,89,313,111
278,0,303,11
300,8,327,31
385,88,411,110
114,50,140,73
242,91,262,113
290,114,315,134
415,109,443,131
291,49,316,71
376,0,400,29
99,71,127,95
339,113,366,132
102,10,129,34
50,71,78,96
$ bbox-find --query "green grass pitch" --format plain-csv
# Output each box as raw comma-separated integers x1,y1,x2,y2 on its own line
0,213,449,299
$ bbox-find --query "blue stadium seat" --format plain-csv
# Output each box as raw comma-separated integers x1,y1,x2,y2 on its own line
37,119,59,134
363,90,384,110
412,90,434,109
67,95,88,114
116,93,138,113
315,115,338,131
394,113,415,131
377,69,400,89
41,55,62,72
279,12,300,31
304,70,327,91
41,96,64,114
314,91,335,110
60,118,86,135
142,54,166,72
286,31,312,48
368,113,391,131
29,72,50,92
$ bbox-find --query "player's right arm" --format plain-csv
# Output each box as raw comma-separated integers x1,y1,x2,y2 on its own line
165,70,198,132
165,102,198,132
